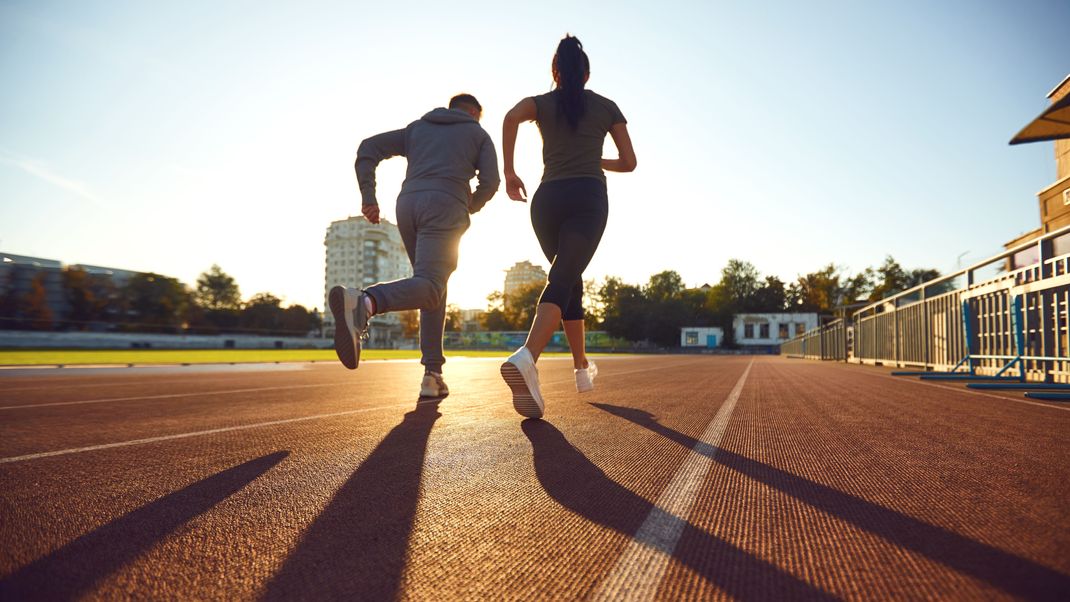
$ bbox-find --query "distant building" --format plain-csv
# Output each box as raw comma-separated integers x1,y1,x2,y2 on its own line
1006,73,1070,267
0,253,66,326
680,326,724,348
504,261,546,297
1,253,160,329
733,313,819,347
459,308,485,332
322,216,412,347
69,264,139,288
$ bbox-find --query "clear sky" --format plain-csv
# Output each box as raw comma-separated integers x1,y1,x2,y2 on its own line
2,0,1068,311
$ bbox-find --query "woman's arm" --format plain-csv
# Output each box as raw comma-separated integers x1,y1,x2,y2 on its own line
602,122,637,173
502,98,537,201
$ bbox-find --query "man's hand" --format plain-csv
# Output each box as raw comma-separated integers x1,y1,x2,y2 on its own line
362,204,381,224
505,172,527,202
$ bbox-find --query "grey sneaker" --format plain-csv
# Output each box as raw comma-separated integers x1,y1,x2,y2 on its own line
420,372,449,398
501,347,544,418
328,286,370,370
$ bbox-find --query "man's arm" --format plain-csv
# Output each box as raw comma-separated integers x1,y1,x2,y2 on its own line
468,133,501,214
354,129,406,209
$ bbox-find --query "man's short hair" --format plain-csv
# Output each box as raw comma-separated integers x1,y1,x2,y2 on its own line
449,93,482,115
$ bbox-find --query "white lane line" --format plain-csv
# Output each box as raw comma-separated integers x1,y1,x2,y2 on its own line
0,398,442,465
0,357,721,465
0,356,713,411
592,359,754,601
0,382,349,411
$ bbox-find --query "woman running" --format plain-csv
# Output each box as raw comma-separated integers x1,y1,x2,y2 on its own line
500,34,637,418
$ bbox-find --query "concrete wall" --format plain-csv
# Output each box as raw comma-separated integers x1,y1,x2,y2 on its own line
0,330,332,350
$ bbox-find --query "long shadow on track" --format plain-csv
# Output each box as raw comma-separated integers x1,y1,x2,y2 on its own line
522,419,836,600
0,451,289,600
260,399,441,600
591,402,1070,601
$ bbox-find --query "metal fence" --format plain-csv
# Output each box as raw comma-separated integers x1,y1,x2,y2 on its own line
782,225,1070,383
781,319,847,361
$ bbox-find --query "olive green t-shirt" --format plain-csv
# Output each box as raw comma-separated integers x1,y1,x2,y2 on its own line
532,89,626,183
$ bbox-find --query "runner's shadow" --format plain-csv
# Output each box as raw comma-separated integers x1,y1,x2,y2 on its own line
521,420,835,600
261,400,441,600
0,450,289,601
591,402,1070,601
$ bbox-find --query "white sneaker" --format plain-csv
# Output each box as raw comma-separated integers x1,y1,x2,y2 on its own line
328,286,369,370
500,347,544,418
420,372,449,398
575,360,598,393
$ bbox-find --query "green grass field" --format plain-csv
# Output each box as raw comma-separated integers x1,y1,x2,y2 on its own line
0,349,580,366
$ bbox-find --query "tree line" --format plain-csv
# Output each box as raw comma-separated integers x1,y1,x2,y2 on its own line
0,264,321,336
477,256,941,347
2,256,939,344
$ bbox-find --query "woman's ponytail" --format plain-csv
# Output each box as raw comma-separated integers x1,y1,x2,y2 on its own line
553,34,590,130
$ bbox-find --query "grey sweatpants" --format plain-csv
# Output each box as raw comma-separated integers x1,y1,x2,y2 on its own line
364,191,470,374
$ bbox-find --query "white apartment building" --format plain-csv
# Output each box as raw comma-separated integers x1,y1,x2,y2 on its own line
323,216,412,347
504,261,547,297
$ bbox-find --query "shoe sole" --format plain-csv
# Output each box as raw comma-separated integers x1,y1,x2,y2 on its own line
328,286,358,370
501,362,544,418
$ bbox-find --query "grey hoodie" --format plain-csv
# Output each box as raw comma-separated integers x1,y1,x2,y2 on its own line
355,108,500,213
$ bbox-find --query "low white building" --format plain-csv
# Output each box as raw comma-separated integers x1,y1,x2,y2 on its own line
733,313,819,346
680,327,724,349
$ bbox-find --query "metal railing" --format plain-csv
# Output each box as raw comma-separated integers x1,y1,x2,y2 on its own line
783,225,1070,383
781,319,847,361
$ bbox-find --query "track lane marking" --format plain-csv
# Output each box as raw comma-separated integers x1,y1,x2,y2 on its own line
592,359,754,601
0,382,352,411
0,399,445,464
0,357,719,464
0,357,714,411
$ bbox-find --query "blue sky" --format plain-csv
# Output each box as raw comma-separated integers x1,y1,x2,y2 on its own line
1,0,1068,310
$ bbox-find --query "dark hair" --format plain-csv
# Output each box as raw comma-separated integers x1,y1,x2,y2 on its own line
553,34,590,130
449,93,482,115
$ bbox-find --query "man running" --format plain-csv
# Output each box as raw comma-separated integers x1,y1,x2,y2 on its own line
331,93,499,398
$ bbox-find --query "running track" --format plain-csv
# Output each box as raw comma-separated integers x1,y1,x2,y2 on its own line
1,355,1068,600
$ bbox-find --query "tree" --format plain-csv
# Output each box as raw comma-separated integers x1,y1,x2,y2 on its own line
445,304,462,332
61,267,120,330
582,280,603,329
21,273,54,331
399,310,420,337
194,265,241,311
279,304,318,335
191,265,242,333
241,293,283,333
720,259,761,310
787,264,841,313
124,273,190,332
644,270,685,302
751,276,787,312
480,307,512,331
867,256,939,301
598,277,647,343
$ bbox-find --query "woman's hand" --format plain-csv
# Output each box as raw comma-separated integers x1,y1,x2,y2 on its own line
505,171,528,201
502,98,537,202
603,123,637,173
362,203,381,224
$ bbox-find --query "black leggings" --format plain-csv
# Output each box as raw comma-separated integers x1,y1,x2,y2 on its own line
530,177,609,321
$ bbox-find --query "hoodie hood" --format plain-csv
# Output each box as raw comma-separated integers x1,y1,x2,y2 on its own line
421,107,477,125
